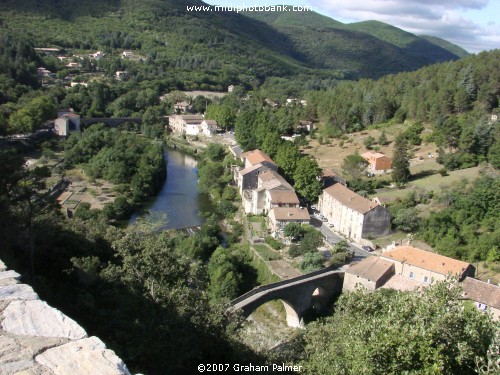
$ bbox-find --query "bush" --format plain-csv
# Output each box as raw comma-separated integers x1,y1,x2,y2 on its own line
439,168,448,176
300,252,324,272
217,200,237,218
265,236,282,250
288,244,302,257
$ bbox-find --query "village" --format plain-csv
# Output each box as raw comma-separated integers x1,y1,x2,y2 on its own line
24,46,500,324
165,111,500,322
11,57,494,329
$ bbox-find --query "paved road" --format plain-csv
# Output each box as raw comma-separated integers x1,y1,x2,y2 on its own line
309,216,373,261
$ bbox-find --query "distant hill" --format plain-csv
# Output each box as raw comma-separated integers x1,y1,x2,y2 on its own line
0,0,467,86
244,11,467,76
346,20,469,59
419,35,470,58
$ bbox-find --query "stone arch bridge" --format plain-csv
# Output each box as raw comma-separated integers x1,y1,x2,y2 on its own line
80,117,142,129
229,266,345,327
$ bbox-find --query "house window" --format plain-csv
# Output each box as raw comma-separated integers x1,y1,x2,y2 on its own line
477,303,487,311
423,276,429,283
409,271,415,279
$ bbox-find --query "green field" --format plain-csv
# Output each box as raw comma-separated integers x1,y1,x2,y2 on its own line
372,166,482,201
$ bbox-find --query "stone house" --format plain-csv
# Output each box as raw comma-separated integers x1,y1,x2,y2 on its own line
460,277,500,321
268,207,310,232
168,115,203,134
242,170,298,214
201,119,217,136
174,101,192,114
54,112,80,136
236,150,278,193
381,246,475,284
361,151,392,172
317,183,391,241
297,120,314,133
343,256,395,292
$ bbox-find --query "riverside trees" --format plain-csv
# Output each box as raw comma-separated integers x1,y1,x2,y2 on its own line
292,282,498,375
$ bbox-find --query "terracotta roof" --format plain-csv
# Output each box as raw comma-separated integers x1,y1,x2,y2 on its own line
258,170,293,190
321,168,337,178
269,207,310,221
323,184,377,214
381,246,473,276
347,256,394,282
461,277,500,309
268,190,300,205
241,149,276,167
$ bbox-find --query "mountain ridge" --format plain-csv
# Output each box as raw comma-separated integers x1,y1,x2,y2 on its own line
0,0,467,84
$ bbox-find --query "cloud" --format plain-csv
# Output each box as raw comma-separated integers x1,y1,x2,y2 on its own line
309,0,499,53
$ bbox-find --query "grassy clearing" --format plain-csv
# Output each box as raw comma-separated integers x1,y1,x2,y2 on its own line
248,216,266,223
372,166,482,201
253,244,282,261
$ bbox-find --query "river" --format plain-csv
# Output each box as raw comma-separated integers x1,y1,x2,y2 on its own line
129,148,213,230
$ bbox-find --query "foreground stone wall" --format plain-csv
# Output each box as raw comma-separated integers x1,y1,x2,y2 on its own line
0,259,131,375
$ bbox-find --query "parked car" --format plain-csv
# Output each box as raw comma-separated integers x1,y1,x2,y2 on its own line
321,217,328,222
362,246,374,252
311,205,317,210
328,223,334,228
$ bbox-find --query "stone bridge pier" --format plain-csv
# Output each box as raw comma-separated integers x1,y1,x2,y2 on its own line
230,269,344,327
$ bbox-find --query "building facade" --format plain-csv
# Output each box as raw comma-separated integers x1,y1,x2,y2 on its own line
54,112,81,136
343,256,395,292
381,246,475,284
317,184,391,241
361,151,392,171
268,207,310,232
461,277,500,321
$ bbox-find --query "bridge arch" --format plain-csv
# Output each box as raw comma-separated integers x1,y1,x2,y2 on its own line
229,268,344,327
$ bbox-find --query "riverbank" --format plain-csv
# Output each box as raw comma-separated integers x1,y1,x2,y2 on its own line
129,147,214,230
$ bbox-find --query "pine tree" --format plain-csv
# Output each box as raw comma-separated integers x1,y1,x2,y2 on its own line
392,134,411,183
378,130,389,146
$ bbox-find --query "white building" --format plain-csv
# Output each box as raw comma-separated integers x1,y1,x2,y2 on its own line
168,115,217,136
317,183,391,241
54,112,80,136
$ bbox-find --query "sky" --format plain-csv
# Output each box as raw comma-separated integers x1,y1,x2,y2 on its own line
205,0,500,53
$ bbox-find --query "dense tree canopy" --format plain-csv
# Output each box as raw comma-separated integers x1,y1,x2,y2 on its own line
295,282,498,375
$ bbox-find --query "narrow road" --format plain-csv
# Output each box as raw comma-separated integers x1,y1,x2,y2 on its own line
309,216,374,261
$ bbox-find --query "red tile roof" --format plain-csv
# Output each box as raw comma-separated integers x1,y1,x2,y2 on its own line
241,149,276,167
382,246,473,277
323,183,376,214
268,190,300,205
269,207,310,221
461,277,500,309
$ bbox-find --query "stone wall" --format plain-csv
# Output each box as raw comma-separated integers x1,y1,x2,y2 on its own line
0,259,132,375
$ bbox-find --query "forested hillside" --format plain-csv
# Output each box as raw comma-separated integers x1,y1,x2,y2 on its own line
308,49,499,136
0,0,465,85
244,11,466,75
